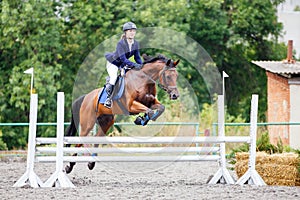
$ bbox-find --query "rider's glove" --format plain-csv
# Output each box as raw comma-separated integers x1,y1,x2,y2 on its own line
133,63,143,70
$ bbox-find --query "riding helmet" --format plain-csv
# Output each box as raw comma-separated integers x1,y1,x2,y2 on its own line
123,22,137,31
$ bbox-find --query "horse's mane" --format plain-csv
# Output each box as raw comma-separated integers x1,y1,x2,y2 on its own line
142,54,168,64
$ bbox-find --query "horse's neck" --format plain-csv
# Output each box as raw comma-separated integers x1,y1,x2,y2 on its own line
141,63,164,81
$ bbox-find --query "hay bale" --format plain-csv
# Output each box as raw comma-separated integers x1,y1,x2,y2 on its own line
235,160,248,178
235,152,300,186
235,152,249,161
256,164,298,179
296,176,300,186
268,153,299,166
262,177,297,186
236,152,269,165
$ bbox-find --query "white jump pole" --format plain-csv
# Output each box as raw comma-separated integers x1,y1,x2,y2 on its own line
58,136,249,144
208,95,235,184
43,92,74,188
13,94,43,188
236,94,266,186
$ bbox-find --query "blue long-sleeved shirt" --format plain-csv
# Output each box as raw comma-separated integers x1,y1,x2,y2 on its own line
105,39,142,68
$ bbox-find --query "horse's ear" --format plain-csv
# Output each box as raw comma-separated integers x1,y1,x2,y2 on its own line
142,54,149,61
174,59,180,67
166,59,171,66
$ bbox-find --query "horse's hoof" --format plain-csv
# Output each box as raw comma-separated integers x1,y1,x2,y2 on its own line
65,162,76,174
142,120,149,126
65,165,73,174
88,162,95,170
134,116,143,125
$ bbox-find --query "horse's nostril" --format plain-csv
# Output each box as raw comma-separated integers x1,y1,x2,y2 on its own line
171,94,178,99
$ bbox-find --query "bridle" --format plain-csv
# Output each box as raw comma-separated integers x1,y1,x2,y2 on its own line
158,66,178,94
141,59,178,94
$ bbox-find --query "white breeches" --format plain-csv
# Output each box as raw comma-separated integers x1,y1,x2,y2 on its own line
106,61,119,85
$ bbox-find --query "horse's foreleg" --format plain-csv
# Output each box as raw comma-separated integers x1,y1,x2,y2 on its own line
149,100,165,121
128,100,149,113
135,100,165,125
129,101,152,126
129,100,164,125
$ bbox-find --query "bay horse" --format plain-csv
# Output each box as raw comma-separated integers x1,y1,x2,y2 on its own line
64,54,180,173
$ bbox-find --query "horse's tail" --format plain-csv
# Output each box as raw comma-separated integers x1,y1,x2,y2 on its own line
65,95,86,138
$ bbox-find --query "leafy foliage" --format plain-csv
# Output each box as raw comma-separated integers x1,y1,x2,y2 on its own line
0,0,288,149
0,130,8,150
229,132,285,155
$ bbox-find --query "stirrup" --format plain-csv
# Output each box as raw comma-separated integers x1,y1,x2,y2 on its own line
104,98,112,108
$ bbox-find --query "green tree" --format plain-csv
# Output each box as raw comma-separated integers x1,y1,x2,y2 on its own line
0,0,287,149
132,0,286,120
1,0,65,148
59,0,138,101
220,0,285,120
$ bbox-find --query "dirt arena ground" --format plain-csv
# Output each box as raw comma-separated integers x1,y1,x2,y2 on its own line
0,159,299,200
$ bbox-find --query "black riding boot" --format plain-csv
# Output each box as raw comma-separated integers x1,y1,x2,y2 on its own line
104,83,114,108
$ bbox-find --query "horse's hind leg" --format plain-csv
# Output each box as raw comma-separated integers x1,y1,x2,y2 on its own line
87,114,114,170
65,152,79,174
65,143,85,174
64,95,87,174
65,116,97,173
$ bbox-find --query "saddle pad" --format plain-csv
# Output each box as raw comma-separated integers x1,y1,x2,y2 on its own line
98,88,108,104
98,76,125,104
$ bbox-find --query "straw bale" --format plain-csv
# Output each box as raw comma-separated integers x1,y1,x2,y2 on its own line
235,152,299,166
267,153,299,166
235,152,300,186
235,152,249,161
236,152,269,165
296,176,300,186
256,164,298,179
262,177,297,186
235,160,248,178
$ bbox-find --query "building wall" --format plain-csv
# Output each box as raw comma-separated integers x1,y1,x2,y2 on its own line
288,77,300,149
266,71,290,145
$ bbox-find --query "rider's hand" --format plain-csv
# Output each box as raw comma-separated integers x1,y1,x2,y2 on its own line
133,63,143,70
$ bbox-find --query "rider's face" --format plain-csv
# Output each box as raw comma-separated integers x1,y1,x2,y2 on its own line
125,29,136,39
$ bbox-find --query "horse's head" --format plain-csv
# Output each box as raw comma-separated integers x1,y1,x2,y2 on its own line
159,59,180,100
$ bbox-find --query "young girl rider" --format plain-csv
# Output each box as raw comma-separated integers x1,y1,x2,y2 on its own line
104,22,143,108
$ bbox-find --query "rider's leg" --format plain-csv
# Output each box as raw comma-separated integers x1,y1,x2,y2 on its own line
104,62,118,108
104,84,114,108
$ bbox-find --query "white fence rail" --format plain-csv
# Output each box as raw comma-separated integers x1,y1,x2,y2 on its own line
13,92,266,188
